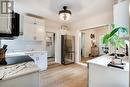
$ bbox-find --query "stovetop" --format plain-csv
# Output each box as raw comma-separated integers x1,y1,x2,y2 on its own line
0,55,34,65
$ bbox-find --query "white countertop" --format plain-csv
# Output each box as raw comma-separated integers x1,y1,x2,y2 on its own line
0,51,47,81
87,55,129,72
6,51,47,57
0,61,39,81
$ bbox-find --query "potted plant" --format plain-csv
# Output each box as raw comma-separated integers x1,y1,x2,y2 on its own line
102,24,128,64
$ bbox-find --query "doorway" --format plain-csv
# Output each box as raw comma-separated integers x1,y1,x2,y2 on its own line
46,32,56,65
80,25,110,64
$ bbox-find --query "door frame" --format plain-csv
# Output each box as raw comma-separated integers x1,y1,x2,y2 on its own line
46,32,56,61
79,25,110,63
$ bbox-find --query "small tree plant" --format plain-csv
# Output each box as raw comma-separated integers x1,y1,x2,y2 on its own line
102,24,128,59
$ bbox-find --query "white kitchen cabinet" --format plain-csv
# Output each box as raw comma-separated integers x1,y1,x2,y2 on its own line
87,55,129,87
24,16,44,25
113,1,129,27
23,23,36,40
35,24,45,41
113,0,129,37
0,72,39,87
27,52,48,71
35,18,45,26
23,15,45,41
24,16,35,24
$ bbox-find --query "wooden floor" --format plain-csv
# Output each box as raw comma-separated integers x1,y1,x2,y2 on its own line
40,63,88,87
81,56,96,64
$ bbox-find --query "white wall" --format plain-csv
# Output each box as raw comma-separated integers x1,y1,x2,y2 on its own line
81,26,110,57
81,29,95,57
71,11,113,31
71,11,113,63
1,37,43,53
95,27,110,55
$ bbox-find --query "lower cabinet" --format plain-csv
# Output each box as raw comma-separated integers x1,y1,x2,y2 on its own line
88,63,129,87
27,52,47,71
0,72,39,87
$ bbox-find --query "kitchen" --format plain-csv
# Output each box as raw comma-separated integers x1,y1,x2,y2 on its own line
0,0,129,87
0,1,48,87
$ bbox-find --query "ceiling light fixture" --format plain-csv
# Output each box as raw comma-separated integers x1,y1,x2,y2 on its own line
59,6,71,21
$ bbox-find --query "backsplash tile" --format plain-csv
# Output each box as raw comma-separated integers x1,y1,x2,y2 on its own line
1,39,43,53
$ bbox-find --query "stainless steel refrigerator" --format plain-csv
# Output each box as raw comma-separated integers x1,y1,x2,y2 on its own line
61,35,75,64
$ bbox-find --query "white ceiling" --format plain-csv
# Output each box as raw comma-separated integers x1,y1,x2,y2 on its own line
15,0,115,24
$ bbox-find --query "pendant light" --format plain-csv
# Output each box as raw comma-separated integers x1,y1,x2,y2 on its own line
59,6,71,21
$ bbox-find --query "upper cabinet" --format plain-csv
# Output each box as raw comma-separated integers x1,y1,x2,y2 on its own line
23,15,45,41
113,0,129,27
113,0,129,37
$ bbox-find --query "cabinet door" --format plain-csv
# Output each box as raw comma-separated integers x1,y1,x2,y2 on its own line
23,23,36,40
35,25,45,41
35,18,44,26
113,1,129,37
24,16,35,24
28,53,47,71
24,16,44,26
113,1,129,27
23,15,45,41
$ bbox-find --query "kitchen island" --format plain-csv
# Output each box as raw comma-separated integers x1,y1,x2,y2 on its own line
87,55,129,87
0,61,39,87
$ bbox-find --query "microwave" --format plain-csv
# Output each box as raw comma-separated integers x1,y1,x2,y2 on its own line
0,12,20,37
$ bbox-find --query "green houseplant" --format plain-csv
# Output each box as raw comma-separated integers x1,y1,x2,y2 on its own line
102,24,128,64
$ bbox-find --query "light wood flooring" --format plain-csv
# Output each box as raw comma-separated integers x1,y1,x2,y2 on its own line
40,63,88,87
81,56,95,64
